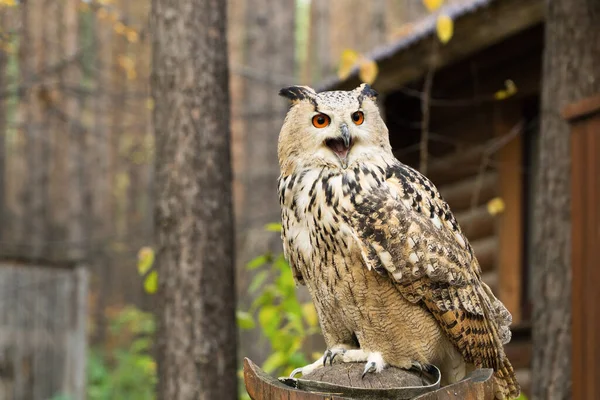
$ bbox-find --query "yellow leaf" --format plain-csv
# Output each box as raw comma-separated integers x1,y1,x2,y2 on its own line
264,223,282,232
137,246,155,275
118,55,133,68
115,172,130,190
114,21,126,35
126,29,139,43
126,68,137,80
359,59,378,85
146,98,155,110
423,0,443,12
302,303,318,328
144,271,158,294
97,8,108,20
494,79,518,100
262,352,286,373
108,11,119,23
487,197,506,216
436,15,453,44
337,49,359,80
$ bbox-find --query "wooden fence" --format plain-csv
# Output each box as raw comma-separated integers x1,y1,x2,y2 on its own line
0,262,88,400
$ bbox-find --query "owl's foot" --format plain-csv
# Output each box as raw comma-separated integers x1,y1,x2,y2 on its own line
289,346,366,378
410,361,435,373
323,347,347,366
361,352,387,379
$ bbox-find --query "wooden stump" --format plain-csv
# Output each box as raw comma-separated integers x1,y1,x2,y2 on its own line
243,358,495,399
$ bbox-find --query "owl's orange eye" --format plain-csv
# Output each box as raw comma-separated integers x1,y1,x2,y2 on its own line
351,111,364,125
312,113,330,128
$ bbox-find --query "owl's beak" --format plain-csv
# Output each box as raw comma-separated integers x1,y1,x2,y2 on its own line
340,124,351,148
324,124,352,169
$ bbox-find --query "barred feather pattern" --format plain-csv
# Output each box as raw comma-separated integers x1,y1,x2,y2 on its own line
278,159,519,399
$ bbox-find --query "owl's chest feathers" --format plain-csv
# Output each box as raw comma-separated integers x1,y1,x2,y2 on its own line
279,165,385,267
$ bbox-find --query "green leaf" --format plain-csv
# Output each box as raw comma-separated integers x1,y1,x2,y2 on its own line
264,222,283,232
251,289,275,311
276,266,295,295
273,254,290,272
130,337,152,354
258,305,280,337
143,271,158,294
249,270,269,294
262,352,287,373
236,311,256,330
288,352,309,369
247,254,271,270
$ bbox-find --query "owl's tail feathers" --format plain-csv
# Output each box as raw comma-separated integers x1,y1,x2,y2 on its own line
493,357,520,399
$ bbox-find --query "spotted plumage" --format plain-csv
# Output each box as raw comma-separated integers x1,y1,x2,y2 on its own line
277,84,519,399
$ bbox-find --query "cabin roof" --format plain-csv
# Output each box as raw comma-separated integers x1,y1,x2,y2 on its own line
318,0,543,93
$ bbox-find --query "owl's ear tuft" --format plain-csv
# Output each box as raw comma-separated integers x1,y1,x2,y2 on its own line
357,83,378,102
279,86,317,106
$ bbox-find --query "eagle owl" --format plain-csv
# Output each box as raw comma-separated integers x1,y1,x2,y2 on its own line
276,84,520,399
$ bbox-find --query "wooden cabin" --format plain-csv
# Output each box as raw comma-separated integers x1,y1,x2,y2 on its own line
320,0,544,395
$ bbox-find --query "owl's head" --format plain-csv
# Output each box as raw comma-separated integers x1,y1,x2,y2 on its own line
277,84,392,174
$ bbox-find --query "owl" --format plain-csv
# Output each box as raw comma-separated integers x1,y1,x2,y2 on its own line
276,84,520,399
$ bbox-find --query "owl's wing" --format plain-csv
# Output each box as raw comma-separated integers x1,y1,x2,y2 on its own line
349,162,512,369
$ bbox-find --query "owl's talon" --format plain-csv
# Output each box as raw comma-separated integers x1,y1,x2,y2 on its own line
410,361,424,372
361,361,377,379
361,352,386,378
323,348,347,367
323,350,331,367
289,367,303,378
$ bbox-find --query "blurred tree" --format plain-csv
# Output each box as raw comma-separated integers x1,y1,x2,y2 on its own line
532,0,600,399
63,0,87,262
0,8,6,245
20,0,47,259
236,0,295,366
151,0,237,398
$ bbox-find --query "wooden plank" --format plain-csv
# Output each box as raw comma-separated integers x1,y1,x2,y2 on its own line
0,263,87,399
561,94,600,122
428,145,487,186
566,95,600,400
482,271,497,293
70,267,88,400
472,236,497,273
438,172,498,212
495,104,523,323
455,205,495,242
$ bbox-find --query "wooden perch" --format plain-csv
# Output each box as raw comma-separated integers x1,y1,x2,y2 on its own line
243,358,495,400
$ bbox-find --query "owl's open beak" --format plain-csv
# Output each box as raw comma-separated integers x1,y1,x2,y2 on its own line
325,124,352,169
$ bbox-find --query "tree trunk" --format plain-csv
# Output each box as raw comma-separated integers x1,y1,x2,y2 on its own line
532,1,600,399
63,0,86,262
0,9,7,244
21,0,47,259
151,0,237,399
